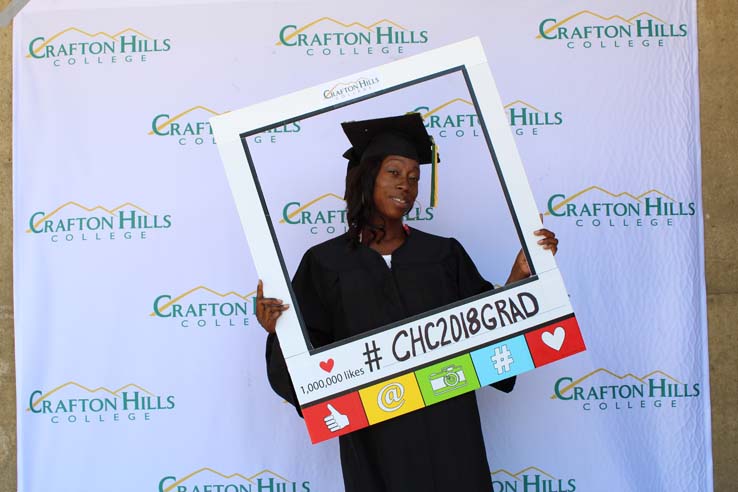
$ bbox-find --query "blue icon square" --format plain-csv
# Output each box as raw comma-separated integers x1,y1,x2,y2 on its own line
470,336,535,386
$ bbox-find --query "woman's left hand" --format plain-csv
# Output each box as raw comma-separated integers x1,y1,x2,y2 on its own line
506,228,559,284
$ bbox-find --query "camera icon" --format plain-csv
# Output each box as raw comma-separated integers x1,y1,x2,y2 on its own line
428,365,467,395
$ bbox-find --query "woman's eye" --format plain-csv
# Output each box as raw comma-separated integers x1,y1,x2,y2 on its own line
409,176,419,182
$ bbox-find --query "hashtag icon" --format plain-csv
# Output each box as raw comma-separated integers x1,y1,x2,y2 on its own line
362,340,382,372
490,345,514,375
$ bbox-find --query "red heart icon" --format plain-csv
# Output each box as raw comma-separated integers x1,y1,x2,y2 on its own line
319,359,335,373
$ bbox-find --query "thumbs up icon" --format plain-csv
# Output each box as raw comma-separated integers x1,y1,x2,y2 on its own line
324,404,350,432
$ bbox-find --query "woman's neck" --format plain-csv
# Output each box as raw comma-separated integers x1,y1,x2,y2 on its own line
362,218,406,254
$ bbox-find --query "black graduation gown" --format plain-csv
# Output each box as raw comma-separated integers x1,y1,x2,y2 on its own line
266,228,514,492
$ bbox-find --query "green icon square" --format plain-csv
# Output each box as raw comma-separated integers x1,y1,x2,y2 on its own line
415,354,480,405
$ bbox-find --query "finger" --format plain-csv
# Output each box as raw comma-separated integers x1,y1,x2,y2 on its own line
257,279,263,299
327,404,337,414
542,240,559,253
260,298,285,306
538,237,559,246
534,228,555,238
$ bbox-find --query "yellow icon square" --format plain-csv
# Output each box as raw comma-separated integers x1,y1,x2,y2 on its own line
358,373,425,425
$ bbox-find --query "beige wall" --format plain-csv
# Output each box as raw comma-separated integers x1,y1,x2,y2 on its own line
1,9,17,491
1,2,736,490
700,1,738,489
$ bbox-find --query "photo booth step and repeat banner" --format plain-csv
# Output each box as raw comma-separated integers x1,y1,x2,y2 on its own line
13,1,711,490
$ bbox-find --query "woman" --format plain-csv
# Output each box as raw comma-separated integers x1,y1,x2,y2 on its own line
256,113,558,492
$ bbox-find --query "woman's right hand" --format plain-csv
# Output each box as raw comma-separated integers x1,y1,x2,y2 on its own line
255,279,290,334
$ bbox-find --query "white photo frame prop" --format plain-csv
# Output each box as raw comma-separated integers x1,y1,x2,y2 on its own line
211,38,584,444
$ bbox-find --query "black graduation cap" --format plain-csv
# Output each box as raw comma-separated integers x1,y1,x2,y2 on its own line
341,113,441,206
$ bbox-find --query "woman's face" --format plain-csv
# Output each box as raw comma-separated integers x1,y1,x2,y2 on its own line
372,154,420,221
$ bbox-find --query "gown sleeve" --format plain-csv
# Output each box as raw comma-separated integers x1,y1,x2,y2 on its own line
265,248,336,416
450,238,516,394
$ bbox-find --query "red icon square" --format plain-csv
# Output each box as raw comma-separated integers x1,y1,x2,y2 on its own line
525,316,585,367
301,392,369,444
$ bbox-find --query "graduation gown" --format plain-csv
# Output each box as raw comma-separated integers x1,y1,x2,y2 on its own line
266,228,514,492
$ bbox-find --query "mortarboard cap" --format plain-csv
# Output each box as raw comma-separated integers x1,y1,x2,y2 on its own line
341,113,441,206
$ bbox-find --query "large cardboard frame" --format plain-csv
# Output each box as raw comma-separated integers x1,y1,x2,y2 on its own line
212,38,584,443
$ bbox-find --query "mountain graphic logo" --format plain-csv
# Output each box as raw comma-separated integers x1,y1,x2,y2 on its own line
27,27,149,57
504,100,540,111
27,382,156,411
280,192,434,230
277,18,408,46
149,105,225,136
551,369,684,400
411,98,562,132
544,186,697,226
411,99,478,130
26,202,171,241
504,100,564,128
552,368,701,410
491,467,576,491
280,193,345,225
276,17,429,52
537,11,688,43
27,27,172,60
418,97,474,116
537,11,668,39
159,469,310,492
26,201,152,233
27,381,176,420
151,286,256,317
545,186,677,216
322,76,381,100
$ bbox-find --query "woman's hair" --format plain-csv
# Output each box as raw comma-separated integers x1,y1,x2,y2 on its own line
344,155,385,246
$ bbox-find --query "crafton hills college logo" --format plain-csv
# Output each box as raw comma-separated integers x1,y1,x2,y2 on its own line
552,368,701,412
151,286,257,328
280,192,434,236
412,98,563,138
276,17,428,57
27,27,171,67
537,10,688,49
491,467,576,492
27,382,175,424
545,186,696,228
158,468,311,492
149,105,301,147
26,201,172,243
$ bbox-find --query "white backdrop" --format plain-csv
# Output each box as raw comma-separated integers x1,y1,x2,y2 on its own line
13,1,710,491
